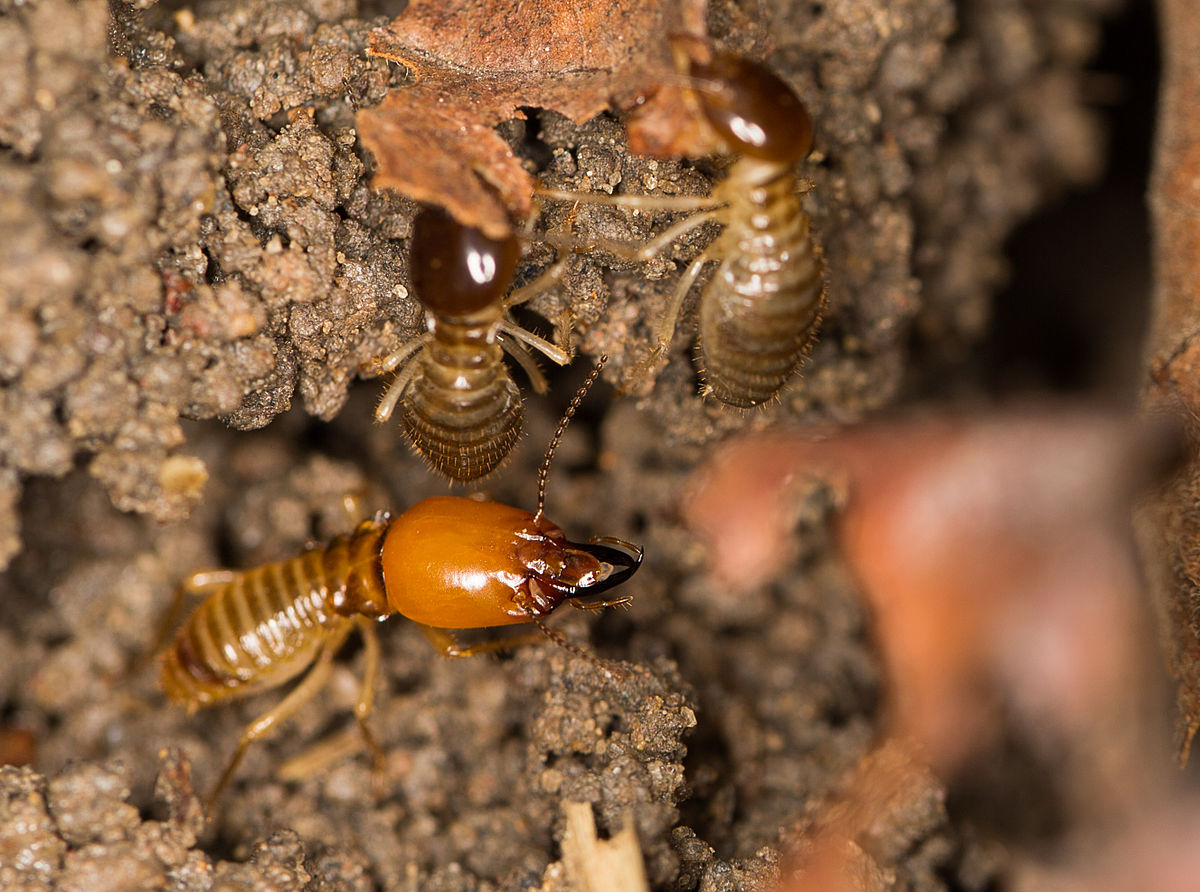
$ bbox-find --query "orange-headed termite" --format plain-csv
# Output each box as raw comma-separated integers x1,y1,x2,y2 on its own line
375,206,573,481
541,46,826,408
159,359,641,804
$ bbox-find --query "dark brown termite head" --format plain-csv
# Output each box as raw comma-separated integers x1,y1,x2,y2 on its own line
410,205,521,316
687,52,814,165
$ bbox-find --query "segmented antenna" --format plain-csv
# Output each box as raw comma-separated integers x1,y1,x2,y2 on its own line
525,609,622,679
512,590,623,679
534,354,608,522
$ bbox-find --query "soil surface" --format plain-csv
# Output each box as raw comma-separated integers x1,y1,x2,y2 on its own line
0,0,1131,888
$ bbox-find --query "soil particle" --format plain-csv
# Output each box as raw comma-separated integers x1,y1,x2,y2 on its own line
0,754,345,891
0,767,66,887
47,763,141,847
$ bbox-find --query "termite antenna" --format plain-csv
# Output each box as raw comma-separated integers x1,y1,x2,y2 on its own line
534,354,608,522
525,608,624,680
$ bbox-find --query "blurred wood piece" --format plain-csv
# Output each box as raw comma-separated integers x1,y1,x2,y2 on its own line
1142,0,1200,762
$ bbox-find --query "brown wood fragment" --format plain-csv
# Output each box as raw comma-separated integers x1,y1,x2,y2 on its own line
1142,0,1200,761
358,0,693,236
357,72,538,239
371,1,671,87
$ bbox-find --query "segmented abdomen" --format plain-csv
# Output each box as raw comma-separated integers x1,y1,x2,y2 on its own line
161,520,389,708
700,167,825,408
401,317,523,481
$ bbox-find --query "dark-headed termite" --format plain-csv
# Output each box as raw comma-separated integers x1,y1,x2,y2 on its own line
158,359,641,804
541,46,826,408
375,206,572,481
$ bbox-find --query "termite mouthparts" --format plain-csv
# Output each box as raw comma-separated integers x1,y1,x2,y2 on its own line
550,536,644,599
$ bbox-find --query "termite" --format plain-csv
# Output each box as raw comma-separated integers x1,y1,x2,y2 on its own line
158,359,641,804
375,205,573,481
540,45,826,408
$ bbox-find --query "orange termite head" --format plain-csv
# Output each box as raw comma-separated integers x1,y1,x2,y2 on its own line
685,50,814,165
410,205,521,317
379,496,642,629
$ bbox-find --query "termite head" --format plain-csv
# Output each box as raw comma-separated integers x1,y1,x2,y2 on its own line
686,51,814,165
411,205,521,317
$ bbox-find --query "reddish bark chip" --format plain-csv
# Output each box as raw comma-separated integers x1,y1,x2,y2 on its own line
357,0,699,236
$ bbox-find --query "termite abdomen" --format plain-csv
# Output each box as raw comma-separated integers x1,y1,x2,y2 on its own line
400,333,524,482
697,175,823,408
160,519,390,711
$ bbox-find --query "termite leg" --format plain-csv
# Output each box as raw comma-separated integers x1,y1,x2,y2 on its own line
274,620,387,787
538,184,722,265
498,332,552,395
624,251,711,392
654,251,711,348
418,623,552,658
502,247,577,366
589,208,721,264
377,332,430,375
209,621,353,808
420,623,622,679
498,318,570,366
504,248,573,311
353,616,387,779
567,595,633,612
539,188,723,390
375,334,430,424
276,725,363,784
536,187,723,213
